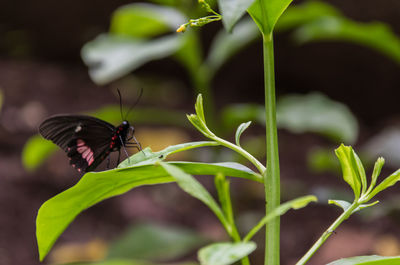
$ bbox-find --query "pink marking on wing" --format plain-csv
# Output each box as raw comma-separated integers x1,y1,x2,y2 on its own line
85,151,94,164
82,148,91,159
77,139,85,146
85,151,95,166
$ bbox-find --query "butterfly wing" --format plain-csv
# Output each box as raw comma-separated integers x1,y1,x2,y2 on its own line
39,115,115,172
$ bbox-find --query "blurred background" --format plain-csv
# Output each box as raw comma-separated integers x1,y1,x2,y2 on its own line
1,0,400,264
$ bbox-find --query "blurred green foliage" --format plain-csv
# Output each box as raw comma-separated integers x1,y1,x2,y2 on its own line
107,223,206,261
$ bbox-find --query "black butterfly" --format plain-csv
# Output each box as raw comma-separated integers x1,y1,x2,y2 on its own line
38,90,142,173
39,115,141,172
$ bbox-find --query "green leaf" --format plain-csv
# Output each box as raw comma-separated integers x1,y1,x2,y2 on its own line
218,0,256,32
244,195,317,241
235,121,251,147
275,1,342,32
81,34,183,85
214,174,234,223
335,145,362,199
22,135,58,171
107,223,206,260
36,143,261,261
187,94,215,138
293,17,400,64
329,199,352,211
110,3,186,38
160,162,229,232
277,93,359,144
367,157,385,194
206,18,260,73
367,168,400,200
327,255,400,265
198,242,256,265
352,148,367,195
247,0,294,35
195,94,206,123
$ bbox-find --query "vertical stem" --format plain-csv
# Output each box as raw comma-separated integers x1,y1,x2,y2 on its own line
263,33,280,265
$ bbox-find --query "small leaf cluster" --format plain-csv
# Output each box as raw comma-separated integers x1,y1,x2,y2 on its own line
332,144,400,213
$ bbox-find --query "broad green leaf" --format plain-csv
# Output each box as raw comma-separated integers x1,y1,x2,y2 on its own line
198,242,256,265
107,223,206,260
277,93,358,144
36,144,260,260
275,1,341,32
244,195,317,241
247,0,294,35
22,135,58,171
218,0,256,32
110,3,186,38
160,163,228,231
81,34,183,85
235,121,251,147
206,18,259,73
367,168,400,200
293,17,400,64
329,199,351,212
328,255,400,265
335,145,362,199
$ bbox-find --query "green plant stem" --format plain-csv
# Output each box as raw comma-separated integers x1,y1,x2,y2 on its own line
263,33,280,265
296,202,359,265
213,136,266,175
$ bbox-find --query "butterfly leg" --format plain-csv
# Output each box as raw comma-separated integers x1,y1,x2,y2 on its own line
119,135,130,164
117,149,121,165
106,155,111,169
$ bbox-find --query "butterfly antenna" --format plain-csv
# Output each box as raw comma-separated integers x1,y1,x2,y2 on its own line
117,88,124,121
124,87,143,120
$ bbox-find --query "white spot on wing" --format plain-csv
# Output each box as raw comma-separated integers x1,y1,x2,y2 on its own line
75,125,82,133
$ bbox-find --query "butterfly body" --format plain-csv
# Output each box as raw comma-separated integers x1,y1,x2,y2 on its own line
39,115,139,173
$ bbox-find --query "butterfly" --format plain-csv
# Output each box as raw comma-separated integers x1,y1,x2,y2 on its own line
38,90,142,173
